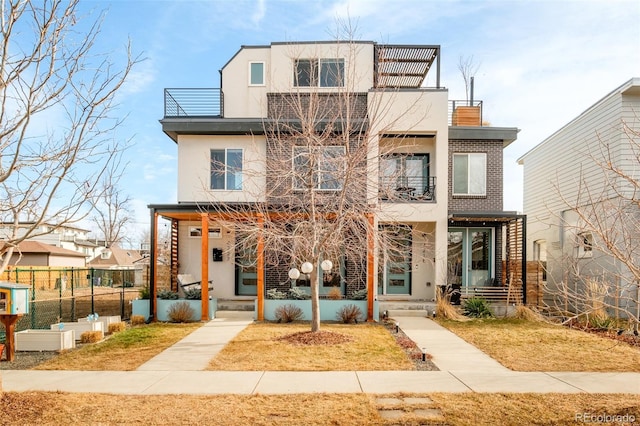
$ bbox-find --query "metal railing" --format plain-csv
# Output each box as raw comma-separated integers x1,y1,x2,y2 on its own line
379,176,436,202
164,88,223,118
448,100,483,126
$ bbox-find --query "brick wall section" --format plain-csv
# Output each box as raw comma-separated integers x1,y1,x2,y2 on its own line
267,92,368,121
448,139,503,212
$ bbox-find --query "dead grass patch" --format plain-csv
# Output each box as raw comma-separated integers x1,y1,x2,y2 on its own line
439,318,640,372
207,322,414,371
33,323,201,371
1,392,638,425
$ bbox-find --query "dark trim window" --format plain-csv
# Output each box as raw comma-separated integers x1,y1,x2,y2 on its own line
294,58,344,87
210,149,243,190
453,153,486,195
293,146,345,190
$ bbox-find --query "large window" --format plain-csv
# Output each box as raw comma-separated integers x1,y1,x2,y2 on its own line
453,153,486,195
210,149,243,190
293,146,345,190
294,58,344,87
249,62,264,86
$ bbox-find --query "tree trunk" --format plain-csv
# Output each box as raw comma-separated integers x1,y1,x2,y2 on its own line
310,270,321,332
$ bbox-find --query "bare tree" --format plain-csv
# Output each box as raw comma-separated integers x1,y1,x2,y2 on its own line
544,120,640,332
90,157,133,247
0,0,140,273
208,37,434,332
457,55,480,104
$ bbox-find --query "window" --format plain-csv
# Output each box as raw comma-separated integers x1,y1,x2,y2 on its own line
294,58,344,87
211,149,243,190
293,146,345,190
380,153,430,197
249,62,264,86
453,153,486,195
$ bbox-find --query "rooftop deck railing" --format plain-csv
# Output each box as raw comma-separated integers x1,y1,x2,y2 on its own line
448,100,483,126
164,88,223,118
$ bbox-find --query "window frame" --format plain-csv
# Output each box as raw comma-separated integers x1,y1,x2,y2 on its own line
577,231,594,258
292,146,346,191
210,148,243,191
452,152,487,196
249,61,265,86
293,58,344,87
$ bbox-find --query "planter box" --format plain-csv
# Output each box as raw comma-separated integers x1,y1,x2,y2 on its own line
15,329,76,351
452,106,481,126
132,299,150,321
262,299,379,321
78,315,121,333
157,299,217,322
50,321,104,340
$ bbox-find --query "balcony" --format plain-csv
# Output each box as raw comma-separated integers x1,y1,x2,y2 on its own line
448,100,483,126
379,176,437,203
164,88,223,118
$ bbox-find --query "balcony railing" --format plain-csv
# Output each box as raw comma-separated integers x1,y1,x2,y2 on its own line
164,88,223,118
379,176,436,203
448,100,483,126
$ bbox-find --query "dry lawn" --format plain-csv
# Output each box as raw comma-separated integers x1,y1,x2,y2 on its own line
1,392,638,425
439,318,640,372
207,322,414,371
34,323,201,370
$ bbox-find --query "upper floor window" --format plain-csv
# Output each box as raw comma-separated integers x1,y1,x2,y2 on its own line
211,149,243,190
577,232,593,258
453,153,486,196
293,146,345,190
249,62,264,86
294,58,344,87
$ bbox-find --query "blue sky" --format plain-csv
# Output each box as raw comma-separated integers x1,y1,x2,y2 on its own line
76,0,639,242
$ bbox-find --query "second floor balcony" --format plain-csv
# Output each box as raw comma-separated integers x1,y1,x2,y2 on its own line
379,176,437,203
164,88,223,118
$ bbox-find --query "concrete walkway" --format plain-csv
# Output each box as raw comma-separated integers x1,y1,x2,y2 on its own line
2,313,639,395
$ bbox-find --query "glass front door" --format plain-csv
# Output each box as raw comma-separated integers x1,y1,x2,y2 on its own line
378,225,412,295
236,244,257,296
447,228,492,288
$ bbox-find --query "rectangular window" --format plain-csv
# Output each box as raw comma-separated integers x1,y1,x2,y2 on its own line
293,146,345,191
320,59,344,87
453,153,486,195
210,149,243,190
294,58,344,87
249,62,264,85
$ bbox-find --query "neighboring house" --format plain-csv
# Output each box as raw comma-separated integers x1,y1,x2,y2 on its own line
0,222,101,260
2,240,87,267
518,78,640,316
149,40,524,321
87,246,144,269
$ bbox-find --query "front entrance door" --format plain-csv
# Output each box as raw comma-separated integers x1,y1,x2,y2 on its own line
236,245,257,296
378,225,412,295
447,228,492,288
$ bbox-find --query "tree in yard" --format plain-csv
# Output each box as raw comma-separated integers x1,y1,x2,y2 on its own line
210,37,434,332
0,0,140,273
544,120,640,332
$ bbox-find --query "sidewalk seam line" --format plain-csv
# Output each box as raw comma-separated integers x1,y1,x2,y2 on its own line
543,372,588,393
446,371,475,392
250,371,266,395
354,371,364,393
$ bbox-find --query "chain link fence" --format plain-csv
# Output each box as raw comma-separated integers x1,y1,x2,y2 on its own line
1,267,143,341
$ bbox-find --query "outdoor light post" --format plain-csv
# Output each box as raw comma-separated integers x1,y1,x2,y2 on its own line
288,259,333,332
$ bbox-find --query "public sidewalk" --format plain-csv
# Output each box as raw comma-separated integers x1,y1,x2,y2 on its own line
2,314,639,395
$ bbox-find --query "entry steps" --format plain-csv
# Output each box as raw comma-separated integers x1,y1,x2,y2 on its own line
215,299,255,319
379,301,437,318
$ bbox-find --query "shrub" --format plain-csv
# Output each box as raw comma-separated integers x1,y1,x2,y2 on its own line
80,330,103,343
167,301,195,323
183,287,202,300
336,304,363,324
463,297,493,318
157,289,179,300
327,287,342,300
274,304,304,323
130,315,146,325
588,315,615,330
350,288,367,300
288,287,310,300
435,290,468,321
138,285,150,300
108,322,127,334
267,288,287,299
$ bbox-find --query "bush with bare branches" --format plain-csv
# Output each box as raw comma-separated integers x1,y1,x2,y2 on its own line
167,302,195,323
274,304,304,323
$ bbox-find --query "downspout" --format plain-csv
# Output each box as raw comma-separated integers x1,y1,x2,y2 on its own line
521,215,527,305
149,209,157,322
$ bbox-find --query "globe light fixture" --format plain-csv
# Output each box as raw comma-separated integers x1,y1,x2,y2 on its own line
301,262,313,274
288,268,301,280
320,259,333,272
